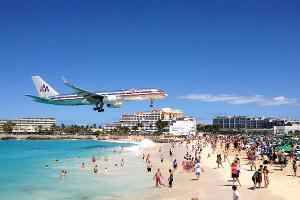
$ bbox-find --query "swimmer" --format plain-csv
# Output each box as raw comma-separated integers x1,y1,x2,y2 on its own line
94,165,98,173
121,159,124,166
92,156,96,162
60,170,65,179
104,157,109,161
52,159,59,162
81,163,85,168
45,165,49,168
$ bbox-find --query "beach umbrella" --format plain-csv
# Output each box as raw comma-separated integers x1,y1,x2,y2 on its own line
275,145,293,152
284,138,298,143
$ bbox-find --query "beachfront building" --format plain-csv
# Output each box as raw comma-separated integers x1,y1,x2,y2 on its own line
104,108,183,133
169,117,196,136
213,116,284,131
0,118,56,133
274,124,300,134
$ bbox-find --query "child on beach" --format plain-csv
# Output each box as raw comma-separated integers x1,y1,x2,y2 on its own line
194,161,203,180
232,185,239,200
263,166,270,188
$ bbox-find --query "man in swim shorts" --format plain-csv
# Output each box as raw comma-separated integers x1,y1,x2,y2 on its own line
153,169,165,187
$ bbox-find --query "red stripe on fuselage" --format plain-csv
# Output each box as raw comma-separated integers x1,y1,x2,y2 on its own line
53,92,164,101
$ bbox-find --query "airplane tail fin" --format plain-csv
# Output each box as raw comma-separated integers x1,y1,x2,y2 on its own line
31,76,59,97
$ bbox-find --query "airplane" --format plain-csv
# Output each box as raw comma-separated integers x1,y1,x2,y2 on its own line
26,76,167,112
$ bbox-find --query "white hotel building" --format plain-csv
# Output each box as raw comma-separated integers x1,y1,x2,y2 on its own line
169,117,196,136
0,118,56,133
104,108,183,133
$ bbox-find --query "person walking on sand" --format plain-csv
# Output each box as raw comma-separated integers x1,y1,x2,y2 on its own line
263,166,270,188
168,169,174,188
216,154,224,168
252,165,263,190
292,159,297,177
173,159,178,170
231,161,241,187
153,169,165,187
194,161,203,180
232,185,239,200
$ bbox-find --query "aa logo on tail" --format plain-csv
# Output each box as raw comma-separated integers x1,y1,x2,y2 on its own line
40,84,49,93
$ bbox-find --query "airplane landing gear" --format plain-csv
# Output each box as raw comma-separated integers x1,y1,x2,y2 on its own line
150,99,154,108
97,108,104,112
94,103,104,112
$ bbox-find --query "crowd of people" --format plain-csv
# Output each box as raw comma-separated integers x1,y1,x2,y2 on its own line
143,134,299,200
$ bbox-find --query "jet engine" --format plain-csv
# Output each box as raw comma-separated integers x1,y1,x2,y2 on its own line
107,101,123,108
104,95,117,102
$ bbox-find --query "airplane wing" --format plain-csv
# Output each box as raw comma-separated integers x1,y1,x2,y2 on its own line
62,76,104,104
25,94,53,103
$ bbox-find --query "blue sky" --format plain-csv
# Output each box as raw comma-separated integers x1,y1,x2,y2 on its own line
0,0,300,125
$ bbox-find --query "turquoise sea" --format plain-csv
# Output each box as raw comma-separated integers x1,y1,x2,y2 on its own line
0,140,152,200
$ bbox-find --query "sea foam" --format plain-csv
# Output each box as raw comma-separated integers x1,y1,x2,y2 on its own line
125,139,155,155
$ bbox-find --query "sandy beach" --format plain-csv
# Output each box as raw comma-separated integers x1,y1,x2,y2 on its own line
119,140,300,200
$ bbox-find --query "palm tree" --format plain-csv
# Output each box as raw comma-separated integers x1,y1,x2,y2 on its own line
211,124,221,134
37,125,43,134
61,123,65,131
50,124,56,133
137,123,143,132
156,119,168,135
235,124,241,133
132,126,138,134
3,121,15,133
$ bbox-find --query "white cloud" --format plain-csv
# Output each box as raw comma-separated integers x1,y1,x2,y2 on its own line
179,94,300,106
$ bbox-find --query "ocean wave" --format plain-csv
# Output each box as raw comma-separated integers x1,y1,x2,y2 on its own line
125,139,155,155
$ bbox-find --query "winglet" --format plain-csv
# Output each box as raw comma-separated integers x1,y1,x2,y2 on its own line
62,76,68,84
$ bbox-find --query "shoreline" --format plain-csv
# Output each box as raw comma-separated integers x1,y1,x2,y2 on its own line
0,134,184,143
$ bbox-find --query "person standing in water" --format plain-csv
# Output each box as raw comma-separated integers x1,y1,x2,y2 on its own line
153,169,165,187
59,170,65,179
147,161,152,172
